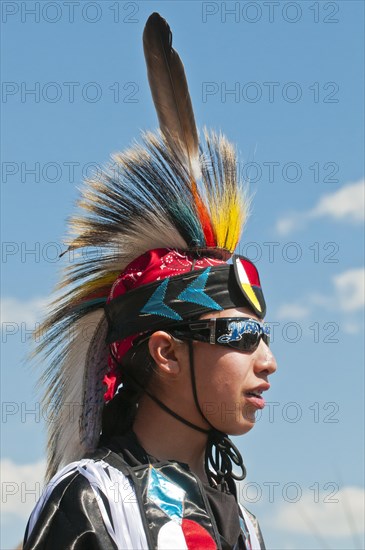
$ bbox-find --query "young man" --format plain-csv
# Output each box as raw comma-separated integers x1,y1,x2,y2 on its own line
23,13,277,550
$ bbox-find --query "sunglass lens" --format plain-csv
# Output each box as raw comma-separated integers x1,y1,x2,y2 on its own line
262,333,270,346
229,332,261,352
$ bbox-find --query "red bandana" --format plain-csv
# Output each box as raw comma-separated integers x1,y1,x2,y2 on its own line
103,248,225,400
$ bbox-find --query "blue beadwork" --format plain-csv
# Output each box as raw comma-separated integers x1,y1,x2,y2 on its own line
177,268,222,310
141,278,182,320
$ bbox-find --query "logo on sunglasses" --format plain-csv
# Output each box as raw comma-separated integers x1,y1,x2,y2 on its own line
217,320,260,344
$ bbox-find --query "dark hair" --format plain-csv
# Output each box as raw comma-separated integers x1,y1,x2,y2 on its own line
100,341,156,441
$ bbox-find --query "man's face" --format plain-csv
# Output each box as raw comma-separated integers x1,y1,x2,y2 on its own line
192,307,277,435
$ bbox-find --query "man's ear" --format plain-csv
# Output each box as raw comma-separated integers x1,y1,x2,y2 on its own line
148,331,182,376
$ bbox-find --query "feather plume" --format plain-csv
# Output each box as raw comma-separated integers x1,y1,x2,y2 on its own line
143,12,200,180
32,12,251,481
34,130,249,480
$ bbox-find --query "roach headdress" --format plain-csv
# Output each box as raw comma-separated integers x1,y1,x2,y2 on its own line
34,12,267,482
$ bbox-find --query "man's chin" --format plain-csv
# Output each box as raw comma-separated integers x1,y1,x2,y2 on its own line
225,419,256,437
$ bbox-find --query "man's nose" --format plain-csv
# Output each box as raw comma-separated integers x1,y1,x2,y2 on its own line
253,339,277,376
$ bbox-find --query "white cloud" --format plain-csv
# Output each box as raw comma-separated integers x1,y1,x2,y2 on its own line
276,268,365,319
268,486,365,538
312,181,365,222
1,297,47,327
277,179,364,235
332,268,365,313
276,303,310,320
342,320,363,334
276,214,307,236
1,459,46,520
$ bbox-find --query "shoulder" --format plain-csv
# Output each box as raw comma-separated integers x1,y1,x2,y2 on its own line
24,456,122,545
24,454,147,550
24,461,117,549
40,451,133,509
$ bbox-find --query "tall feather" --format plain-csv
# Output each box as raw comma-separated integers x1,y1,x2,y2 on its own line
143,12,200,180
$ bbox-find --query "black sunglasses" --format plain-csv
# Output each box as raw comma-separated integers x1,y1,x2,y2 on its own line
167,317,271,353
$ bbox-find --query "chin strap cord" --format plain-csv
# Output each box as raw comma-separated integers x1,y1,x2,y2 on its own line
187,341,246,490
205,430,246,488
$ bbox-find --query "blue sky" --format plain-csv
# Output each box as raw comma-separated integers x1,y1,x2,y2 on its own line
1,1,364,548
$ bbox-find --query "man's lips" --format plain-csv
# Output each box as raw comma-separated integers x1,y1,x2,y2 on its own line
244,382,270,409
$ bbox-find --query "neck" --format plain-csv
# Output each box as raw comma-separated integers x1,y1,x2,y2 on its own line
133,394,209,481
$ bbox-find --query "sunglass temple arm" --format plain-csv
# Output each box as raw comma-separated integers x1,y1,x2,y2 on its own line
209,318,217,345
